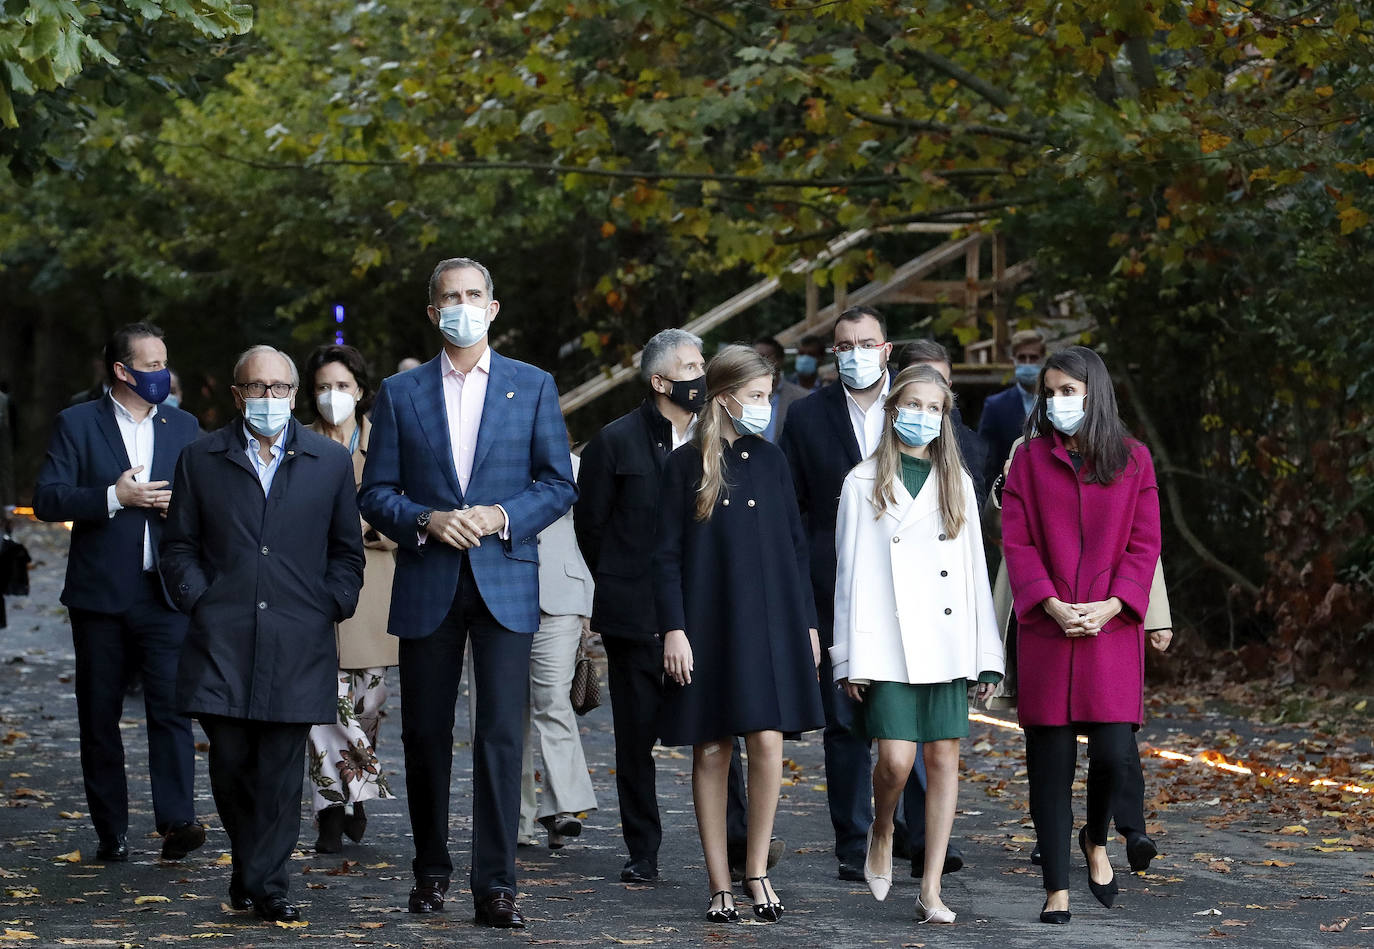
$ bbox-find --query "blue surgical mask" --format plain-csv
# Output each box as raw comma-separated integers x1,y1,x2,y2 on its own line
1014,363,1041,388
727,397,771,436
437,302,490,348
894,407,942,447
837,347,885,390
163,394,180,409
243,397,292,438
794,354,818,377
1047,395,1085,436
120,365,171,405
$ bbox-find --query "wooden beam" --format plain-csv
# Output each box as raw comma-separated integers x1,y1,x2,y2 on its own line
965,240,981,324
804,272,818,325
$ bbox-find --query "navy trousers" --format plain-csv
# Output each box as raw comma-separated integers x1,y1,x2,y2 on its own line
399,556,532,901
817,601,873,865
68,572,196,842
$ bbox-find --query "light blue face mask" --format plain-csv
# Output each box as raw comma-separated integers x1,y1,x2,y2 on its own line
163,394,181,409
794,354,818,377
1047,395,1085,436
837,347,885,390
243,397,292,438
437,303,490,348
1014,363,1041,388
894,407,942,447
727,397,772,436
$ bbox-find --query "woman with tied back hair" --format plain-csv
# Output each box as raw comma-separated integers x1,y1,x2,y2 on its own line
1001,345,1161,925
831,365,1003,924
653,345,824,925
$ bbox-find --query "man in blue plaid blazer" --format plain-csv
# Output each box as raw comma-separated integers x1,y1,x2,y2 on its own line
359,257,576,930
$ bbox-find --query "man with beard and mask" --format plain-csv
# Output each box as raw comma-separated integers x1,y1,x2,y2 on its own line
359,257,576,930
575,328,774,885
779,305,897,882
34,322,206,866
160,344,364,923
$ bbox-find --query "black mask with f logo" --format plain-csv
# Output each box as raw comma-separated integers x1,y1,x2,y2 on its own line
661,374,706,413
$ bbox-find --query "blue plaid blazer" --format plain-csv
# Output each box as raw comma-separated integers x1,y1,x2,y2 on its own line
358,351,577,635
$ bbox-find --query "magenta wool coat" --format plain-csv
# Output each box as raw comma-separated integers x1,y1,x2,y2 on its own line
1002,433,1161,728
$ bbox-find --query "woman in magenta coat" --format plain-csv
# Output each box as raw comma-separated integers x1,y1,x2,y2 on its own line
1001,346,1161,925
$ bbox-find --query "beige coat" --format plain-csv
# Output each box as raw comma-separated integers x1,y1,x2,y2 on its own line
310,417,399,669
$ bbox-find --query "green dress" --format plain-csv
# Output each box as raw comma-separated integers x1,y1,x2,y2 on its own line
855,454,1001,744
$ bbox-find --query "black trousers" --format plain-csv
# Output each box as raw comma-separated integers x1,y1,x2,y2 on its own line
200,716,309,902
1113,733,1148,838
1025,722,1135,892
399,557,531,900
68,573,196,842
816,602,873,865
602,634,749,867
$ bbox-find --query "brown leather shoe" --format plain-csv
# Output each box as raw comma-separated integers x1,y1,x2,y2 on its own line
474,891,526,929
408,880,448,914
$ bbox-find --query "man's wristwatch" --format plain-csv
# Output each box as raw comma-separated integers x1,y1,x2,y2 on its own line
416,510,433,532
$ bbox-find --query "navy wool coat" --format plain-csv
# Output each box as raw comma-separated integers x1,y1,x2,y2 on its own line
160,421,365,724
652,436,824,746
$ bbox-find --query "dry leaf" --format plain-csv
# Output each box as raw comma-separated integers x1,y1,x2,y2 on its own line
1278,824,1309,835
1319,917,1353,933
58,811,84,819
215,854,233,865
134,894,171,904
359,921,384,929
1,931,39,942
55,850,81,863
273,920,309,929
1262,859,1295,867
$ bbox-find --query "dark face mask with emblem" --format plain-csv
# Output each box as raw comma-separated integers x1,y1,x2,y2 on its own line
660,374,707,413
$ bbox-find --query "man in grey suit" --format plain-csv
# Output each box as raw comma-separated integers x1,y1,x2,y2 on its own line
753,337,810,444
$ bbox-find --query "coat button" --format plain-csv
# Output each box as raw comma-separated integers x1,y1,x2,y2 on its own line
747,499,755,507
892,536,900,544
258,601,268,610
940,570,948,577
741,451,749,459
944,607,952,615
938,533,947,541
722,498,730,506
261,546,270,555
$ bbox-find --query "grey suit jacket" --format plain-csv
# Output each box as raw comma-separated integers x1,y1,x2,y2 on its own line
538,454,595,618
771,378,811,444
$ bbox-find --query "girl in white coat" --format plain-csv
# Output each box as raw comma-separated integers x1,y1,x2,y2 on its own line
832,364,1004,924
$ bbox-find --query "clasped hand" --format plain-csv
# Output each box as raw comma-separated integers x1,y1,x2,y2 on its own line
1044,596,1122,638
115,466,171,514
425,506,504,549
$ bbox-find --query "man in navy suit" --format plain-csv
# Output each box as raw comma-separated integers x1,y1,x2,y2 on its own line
976,328,1046,489
33,323,205,864
359,257,576,930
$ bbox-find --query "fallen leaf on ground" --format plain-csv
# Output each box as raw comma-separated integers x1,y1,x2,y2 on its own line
134,894,171,904
1319,917,1353,933
1,930,38,941
55,850,81,863
273,919,308,928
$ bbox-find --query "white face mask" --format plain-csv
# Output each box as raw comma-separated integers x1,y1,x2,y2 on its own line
1047,395,1086,436
316,389,356,426
437,302,490,348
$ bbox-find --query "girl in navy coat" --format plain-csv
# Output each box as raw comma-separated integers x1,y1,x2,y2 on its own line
653,345,824,924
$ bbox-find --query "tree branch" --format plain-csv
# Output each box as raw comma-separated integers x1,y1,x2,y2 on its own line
774,198,1029,245
846,108,1040,144
903,47,1014,111
1118,368,1263,598
682,3,747,43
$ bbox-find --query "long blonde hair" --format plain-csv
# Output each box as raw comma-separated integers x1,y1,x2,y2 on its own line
692,345,775,521
869,364,967,538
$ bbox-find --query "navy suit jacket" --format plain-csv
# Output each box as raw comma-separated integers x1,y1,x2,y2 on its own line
977,384,1030,489
33,395,201,613
358,351,577,636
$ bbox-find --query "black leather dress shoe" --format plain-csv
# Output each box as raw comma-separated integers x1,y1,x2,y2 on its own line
96,835,129,862
1126,832,1158,872
160,820,206,860
1031,844,1043,866
474,891,526,929
837,860,866,882
910,843,964,878
620,859,659,883
408,880,448,913
256,895,301,923
228,885,254,911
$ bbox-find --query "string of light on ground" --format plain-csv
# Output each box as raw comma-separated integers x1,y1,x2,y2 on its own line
968,711,1372,797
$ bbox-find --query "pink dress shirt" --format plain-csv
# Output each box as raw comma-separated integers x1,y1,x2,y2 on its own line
442,347,490,493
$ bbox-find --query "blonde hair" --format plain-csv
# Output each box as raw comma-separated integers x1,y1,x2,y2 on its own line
869,364,968,538
692,345,775,521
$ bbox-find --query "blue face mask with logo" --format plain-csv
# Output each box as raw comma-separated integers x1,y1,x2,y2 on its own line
243,398,292,438
1014,363,1041,388
794,354,818,377
894,407,942,447
120,365,171,405
1047,395,1085,436
727,397,772,436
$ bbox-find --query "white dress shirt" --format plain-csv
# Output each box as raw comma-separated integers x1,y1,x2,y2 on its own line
844,372,891,459
105,395,158,571
670,415,697,452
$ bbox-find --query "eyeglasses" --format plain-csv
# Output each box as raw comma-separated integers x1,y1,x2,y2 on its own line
830,341,886,354
235,382,295,398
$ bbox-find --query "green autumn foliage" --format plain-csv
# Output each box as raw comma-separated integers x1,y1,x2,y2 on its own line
1,0,1371,673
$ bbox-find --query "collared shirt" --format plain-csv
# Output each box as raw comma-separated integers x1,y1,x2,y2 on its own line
670,415,697,452
442,346,491,495
105,395,158,570
244,423,288,496
844,372,891,459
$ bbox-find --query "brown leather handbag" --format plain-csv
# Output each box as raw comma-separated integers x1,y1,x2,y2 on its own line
569,637,601,716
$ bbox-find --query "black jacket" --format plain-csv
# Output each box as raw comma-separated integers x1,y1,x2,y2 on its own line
160,420,364,723
575,399,678,640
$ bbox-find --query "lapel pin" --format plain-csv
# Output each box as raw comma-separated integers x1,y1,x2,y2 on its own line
159,417,166,424
506,391,514,399
287,450,296,456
